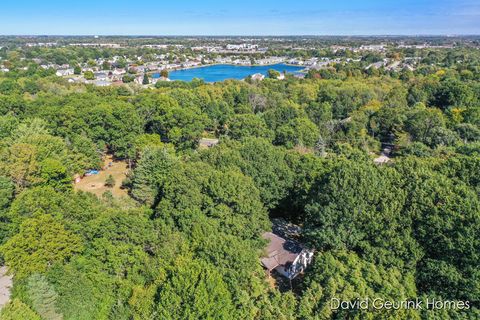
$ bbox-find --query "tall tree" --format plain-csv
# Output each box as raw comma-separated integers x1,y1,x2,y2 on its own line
1,214,83,278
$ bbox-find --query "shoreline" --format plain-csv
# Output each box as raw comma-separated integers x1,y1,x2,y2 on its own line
149,62,306,76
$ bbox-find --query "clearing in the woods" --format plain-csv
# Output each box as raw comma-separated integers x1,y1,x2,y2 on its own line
74,155,129,198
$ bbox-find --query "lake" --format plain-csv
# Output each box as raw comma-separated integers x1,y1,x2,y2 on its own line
153,64,305,82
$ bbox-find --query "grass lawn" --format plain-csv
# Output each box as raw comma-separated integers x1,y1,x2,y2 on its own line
74,155,129,198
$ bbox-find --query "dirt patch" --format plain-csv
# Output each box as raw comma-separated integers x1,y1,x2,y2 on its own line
74,155,129,198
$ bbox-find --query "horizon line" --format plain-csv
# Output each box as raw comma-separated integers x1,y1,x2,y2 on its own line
1,34,480,37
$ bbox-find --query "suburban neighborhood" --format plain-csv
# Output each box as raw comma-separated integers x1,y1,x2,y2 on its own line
2,36,470,87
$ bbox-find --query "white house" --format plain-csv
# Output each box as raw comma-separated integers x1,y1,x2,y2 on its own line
250,73,265,81
56,69,74,77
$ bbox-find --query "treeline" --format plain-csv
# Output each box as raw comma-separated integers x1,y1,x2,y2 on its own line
0,55,479,319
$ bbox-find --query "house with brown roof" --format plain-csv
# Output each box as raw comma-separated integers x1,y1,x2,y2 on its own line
261,232,314,280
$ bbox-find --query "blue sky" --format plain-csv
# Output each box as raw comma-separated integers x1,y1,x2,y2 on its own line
1,0,479,35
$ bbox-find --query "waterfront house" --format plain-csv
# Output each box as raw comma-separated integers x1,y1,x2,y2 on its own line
151,76,170,85
251,73,265,81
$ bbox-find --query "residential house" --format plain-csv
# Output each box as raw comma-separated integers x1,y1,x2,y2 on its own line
250,73,265,81
365,59,389,70
261,232,314,280
56,68,74,77
110,68,126,81
94,72,109,81
135,65,146,73
150,76,170,85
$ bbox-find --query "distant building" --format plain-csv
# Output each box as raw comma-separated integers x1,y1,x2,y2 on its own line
56,68,74,77
365,59,389,70
112,68,126,75
226,43,258,51
134,75,144,84
94,72,108,81
93,80,111,87
261,232,314,280
151,76,170,85
110,69,126,81
359,44,386,52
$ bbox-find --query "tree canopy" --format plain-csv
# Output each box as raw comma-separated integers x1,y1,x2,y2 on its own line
0,42,479,319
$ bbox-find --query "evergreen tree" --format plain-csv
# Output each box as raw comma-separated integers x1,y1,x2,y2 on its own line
104,174,115,188
142,74,149,85
27,274,63,320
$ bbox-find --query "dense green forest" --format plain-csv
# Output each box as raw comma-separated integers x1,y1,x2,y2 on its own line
0,47,479,319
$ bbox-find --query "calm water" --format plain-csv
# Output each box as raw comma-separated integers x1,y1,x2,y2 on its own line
153,64,304,82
